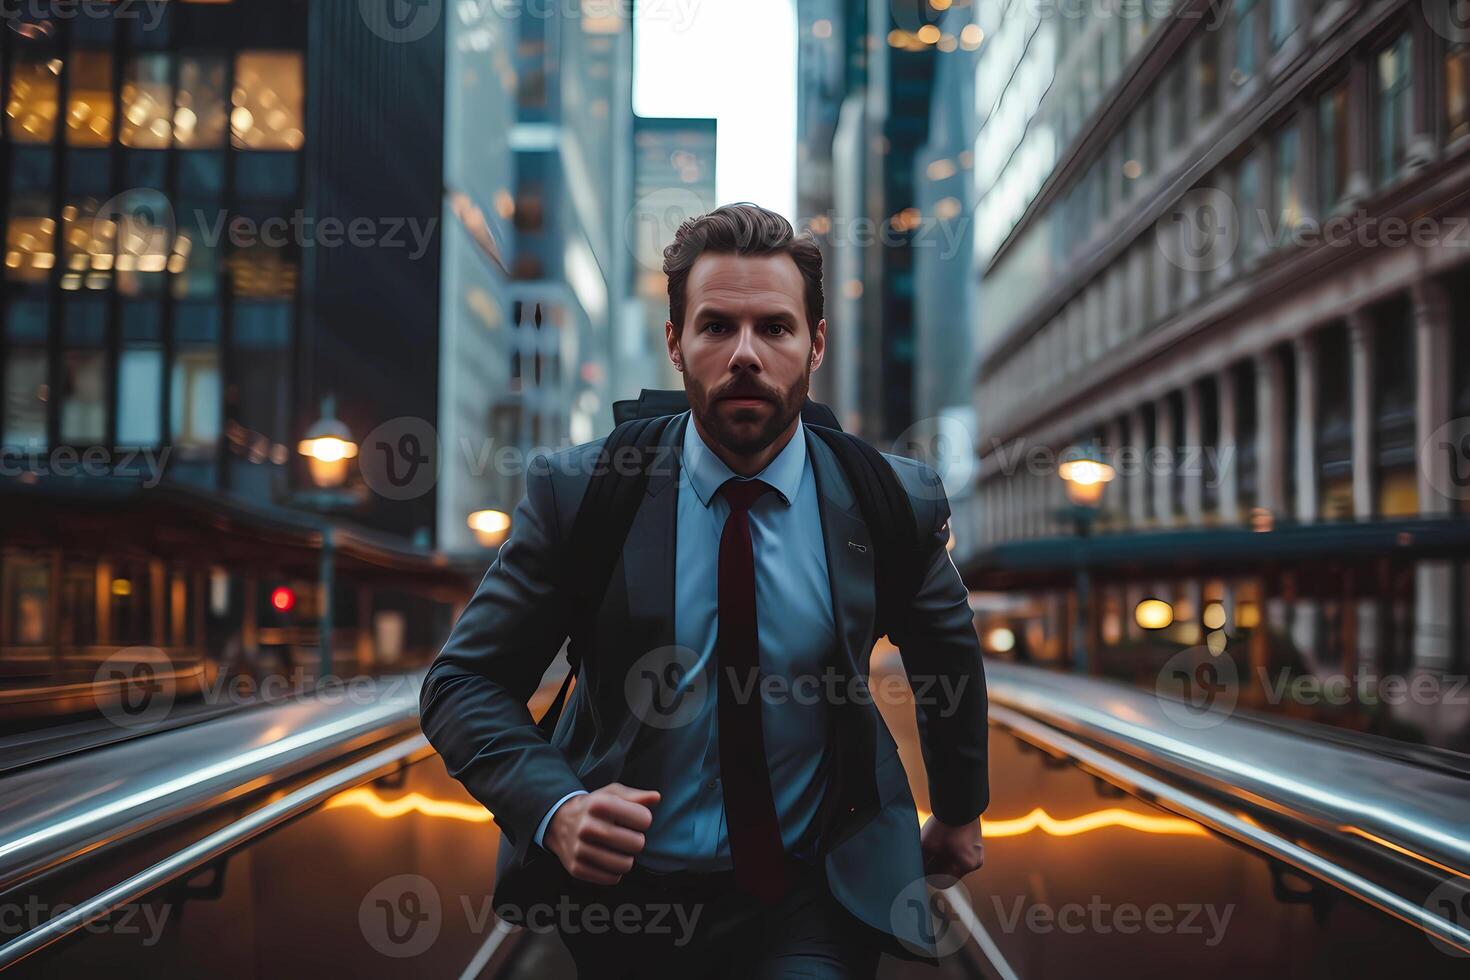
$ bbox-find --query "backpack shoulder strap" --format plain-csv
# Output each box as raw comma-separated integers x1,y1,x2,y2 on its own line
535,413,676,734
805,425,930,640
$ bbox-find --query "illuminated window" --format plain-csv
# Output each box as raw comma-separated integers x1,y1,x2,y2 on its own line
1273,124,1300,236
122,54,173,148
1376,32,1413,183
228,243,298,299
66,51,114,146
6,54,60,143
177,55,228,148
231,52,304,150
171,349,221,449
3,556,51,646
118,348,164,446
5,199,56,284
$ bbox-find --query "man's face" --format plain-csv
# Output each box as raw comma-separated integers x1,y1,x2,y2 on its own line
666,252,826,455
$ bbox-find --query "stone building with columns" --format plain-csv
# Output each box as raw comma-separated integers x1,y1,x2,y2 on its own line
959,0,1470,748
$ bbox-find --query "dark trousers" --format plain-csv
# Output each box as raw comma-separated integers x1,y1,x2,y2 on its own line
553,857,882,979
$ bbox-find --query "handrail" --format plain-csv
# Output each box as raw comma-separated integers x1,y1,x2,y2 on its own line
0,671,425,897
985,661,1470,954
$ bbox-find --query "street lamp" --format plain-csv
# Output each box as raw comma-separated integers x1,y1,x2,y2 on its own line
297,394,358,489
1057,442,1116,674
468,508,511,548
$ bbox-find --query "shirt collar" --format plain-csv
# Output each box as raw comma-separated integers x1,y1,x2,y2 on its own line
682,410,805,509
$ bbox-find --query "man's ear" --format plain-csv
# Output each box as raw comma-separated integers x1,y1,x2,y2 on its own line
665,320,683,371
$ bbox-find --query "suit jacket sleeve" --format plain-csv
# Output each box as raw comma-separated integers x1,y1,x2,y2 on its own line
418,452,585,856
887,460,990,825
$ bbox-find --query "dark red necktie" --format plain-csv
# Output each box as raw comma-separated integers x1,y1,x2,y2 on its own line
715,477,788,905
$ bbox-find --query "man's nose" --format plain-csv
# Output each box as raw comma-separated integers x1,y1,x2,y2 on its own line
728,324,763,370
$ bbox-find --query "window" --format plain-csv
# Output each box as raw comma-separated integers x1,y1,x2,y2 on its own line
1273,124,1300,241
122,54,173,148
1317,80,1350,213
3,351,49,447
66,51,114,147
61,351,107,444
232,52,303,150
1198,29,1221,119
1236,149,1263,262
4,556,51,647
171,349,221,450
5,194,55,284
1268,0,1295,52
1376,32,1414,183
6,53,59,143
1233,0,1258,85
118,348,164,446
177,56,229,148
1449,2,1470,142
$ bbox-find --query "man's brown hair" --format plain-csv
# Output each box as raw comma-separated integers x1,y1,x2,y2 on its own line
663,202,824,338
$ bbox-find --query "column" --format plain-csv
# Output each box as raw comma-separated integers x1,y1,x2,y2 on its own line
1346,309,1375,519
1182,383,1204,524
1128,409,1148,526
1104,417,1126,525
1217,367,1240,523
1255,349,1287,517
1154,397,1175,525
1294,332,1320,522
1412,279,1453,670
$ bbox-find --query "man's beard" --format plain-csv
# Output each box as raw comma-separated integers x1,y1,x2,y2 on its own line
685,357,811,456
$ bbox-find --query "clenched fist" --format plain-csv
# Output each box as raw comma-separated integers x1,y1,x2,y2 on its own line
919,814,985,880
545,783,660,885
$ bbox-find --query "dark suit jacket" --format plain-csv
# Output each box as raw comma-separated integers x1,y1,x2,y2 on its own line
419,410,989,960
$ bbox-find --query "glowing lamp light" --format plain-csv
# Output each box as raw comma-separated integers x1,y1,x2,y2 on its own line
298,395,358,488
1135,598,1174,630
1058,449,1115,506
270,586,297,613
985,627,1016,653
1203,602,1227,631
468,509,512,548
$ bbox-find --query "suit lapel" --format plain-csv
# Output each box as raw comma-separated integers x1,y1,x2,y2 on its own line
807,427,877,676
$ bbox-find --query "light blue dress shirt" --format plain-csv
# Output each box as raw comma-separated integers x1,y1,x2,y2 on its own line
534,413,838,870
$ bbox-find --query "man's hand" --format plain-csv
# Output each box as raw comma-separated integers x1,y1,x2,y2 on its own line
545,783,660,885
920,814,984,880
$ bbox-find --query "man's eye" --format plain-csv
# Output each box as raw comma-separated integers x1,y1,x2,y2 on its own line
704,322,726,333
764,323,787,334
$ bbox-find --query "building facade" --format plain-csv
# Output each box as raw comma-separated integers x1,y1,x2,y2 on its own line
966,0,1470,749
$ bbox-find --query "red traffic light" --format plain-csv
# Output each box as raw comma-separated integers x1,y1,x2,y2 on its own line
270,586,297,613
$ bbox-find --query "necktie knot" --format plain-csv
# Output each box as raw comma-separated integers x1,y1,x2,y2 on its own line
717,477,773,514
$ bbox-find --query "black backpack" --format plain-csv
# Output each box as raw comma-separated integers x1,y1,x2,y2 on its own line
536,389,929,733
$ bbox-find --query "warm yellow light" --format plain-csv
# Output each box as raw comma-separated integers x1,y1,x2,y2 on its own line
985,627,1015,653
1236,601,1261,629
1203,602,1226,630
1059,455,1115,506
1135,598,1174,630
110,578,133,597
960,24,984,49
916,24,941,44
298,435,358,463
325,786,492,824
469,509,512,548
1207,629,1228,654
913,805,1206,838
